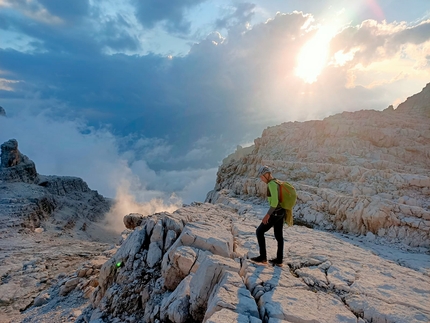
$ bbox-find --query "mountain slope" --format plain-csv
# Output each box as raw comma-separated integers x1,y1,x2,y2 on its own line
207,83,430,247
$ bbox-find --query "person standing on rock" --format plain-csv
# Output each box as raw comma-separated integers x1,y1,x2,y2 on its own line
251,165,286,267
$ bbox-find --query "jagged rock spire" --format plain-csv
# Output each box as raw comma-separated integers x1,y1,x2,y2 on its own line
0,139,38,183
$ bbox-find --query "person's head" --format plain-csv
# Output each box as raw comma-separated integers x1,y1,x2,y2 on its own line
257,165,272,183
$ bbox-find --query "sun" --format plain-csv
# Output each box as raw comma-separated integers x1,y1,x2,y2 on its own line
295,25,338,84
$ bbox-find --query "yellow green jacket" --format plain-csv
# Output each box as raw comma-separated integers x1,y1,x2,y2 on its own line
267,180,279,208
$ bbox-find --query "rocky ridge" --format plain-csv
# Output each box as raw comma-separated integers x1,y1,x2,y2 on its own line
0,139,111,232
20,203,430,323
207,83,430,247
0,139,115,322
396,82,430,117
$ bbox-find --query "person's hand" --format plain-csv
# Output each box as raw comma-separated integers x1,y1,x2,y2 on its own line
262,214,270,224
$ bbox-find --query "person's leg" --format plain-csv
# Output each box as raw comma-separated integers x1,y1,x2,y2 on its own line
273,215,284,262
255,221,272,260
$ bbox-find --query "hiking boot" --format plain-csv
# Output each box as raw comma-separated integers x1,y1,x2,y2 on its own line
269,258,284,267
250,256,267,264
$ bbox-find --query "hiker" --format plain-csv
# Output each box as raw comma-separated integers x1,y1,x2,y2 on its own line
251,165,286,267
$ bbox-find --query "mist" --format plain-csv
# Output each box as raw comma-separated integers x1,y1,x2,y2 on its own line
0,109,218,228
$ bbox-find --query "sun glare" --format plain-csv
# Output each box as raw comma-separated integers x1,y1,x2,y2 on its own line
295,25,338,83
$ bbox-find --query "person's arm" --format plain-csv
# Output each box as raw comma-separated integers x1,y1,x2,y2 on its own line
262,181,279,224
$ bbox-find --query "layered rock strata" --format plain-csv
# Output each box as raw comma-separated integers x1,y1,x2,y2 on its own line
0,139,38,183
0,139,110,231
35,203,428,323
207,84,430,247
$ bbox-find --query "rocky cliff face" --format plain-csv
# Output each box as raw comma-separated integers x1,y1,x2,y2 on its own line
0,139,111,232
0,139,115,322
207,84,430,247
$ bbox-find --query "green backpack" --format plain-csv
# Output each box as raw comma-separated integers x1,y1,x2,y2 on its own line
272,179,297,226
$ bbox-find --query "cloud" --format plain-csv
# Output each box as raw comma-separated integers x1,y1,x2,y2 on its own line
330,19,430,66
100,14,141,53
104,182,182,233
215,2,255,30
0,109,217,205
37,0,90,21
133,0,207,34
1,6,429,179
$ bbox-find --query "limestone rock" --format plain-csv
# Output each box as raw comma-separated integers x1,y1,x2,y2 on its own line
206,103,430,247
162,245,210,290
22,203,427,323
123,213,144,230
159,275,192,323
205,309,262,323
395,82,430,117
59,277,81,296
33,293,50,307
204,270,259,322
0,140,111,231
0,139,38,183
259,288,356,323
189,254,240,321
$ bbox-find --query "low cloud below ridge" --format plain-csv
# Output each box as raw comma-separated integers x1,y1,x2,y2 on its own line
0,109,218,229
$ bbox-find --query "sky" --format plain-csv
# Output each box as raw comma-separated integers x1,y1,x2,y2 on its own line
0,0,429,212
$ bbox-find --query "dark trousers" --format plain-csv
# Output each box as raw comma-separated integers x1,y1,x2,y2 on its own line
256,208,285,261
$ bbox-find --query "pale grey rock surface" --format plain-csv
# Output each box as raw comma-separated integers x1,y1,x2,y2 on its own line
0,140,116,323
0,231,113,323
8,201,430,323
206,85,430,247
19,203,426,323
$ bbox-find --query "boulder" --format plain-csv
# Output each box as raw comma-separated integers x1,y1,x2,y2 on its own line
123,213,144,230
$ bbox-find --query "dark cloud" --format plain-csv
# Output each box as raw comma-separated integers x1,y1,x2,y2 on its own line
101,15,141,52
392,21,430,45
0,4,140,55
37,0,90,20
133,0,207,34
1,6,429,172
0,8,97,55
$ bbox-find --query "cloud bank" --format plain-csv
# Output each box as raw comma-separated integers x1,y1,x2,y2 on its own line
0,110,217,206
